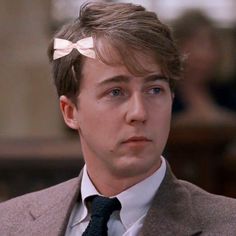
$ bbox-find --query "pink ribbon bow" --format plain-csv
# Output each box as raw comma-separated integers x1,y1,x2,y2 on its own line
53,37,96,60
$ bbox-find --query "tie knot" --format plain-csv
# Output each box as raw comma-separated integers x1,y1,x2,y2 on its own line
82,196,121,236
91,195,121,219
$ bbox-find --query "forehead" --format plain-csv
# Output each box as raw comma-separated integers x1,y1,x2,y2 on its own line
81,52,163,83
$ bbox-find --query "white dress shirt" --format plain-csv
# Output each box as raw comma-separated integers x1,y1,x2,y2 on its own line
65,156,166,236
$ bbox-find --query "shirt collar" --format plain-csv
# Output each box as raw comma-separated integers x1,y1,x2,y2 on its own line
72,157,166,228
117,156,166,229
71,165,100,226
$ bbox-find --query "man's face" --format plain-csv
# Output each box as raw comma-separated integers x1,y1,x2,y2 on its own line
69,53,173,179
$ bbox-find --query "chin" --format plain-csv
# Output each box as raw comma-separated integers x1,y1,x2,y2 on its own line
111,157,160,178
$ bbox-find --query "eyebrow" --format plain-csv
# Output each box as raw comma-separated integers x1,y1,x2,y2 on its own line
98,73,169,87
145,74,169,83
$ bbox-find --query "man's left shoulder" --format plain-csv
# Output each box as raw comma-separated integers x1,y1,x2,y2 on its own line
180,180,236,221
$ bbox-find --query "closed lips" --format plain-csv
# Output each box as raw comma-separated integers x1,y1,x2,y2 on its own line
123,137,151,143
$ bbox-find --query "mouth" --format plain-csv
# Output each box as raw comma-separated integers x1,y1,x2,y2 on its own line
122,136,152,144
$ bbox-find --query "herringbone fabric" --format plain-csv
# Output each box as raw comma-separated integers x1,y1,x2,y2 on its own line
1,164,236,235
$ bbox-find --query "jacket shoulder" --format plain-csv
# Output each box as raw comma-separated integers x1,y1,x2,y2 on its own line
180,180,236,228
0,177,79,232
0,177,79,207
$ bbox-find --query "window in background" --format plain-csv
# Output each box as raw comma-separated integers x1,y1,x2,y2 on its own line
155,0,236,28
51,0,236,28
117,0,236,28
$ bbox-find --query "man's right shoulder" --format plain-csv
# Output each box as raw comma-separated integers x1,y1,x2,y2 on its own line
0,177,79,219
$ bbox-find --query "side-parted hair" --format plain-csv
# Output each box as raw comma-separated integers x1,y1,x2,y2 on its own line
48,2,182,103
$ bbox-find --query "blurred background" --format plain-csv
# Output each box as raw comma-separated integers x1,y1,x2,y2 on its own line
0,0,236,201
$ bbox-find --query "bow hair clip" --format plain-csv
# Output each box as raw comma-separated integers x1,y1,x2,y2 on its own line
53,37,96,60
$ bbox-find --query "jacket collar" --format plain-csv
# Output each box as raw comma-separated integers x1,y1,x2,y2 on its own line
22,165,203,236
141,163,202,236
21,173,82,236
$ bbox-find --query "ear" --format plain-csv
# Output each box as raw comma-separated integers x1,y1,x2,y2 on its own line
59,95,79,130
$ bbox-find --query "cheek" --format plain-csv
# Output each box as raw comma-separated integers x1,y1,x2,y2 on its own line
78,104,117,137
156,104,172,142
154,98,172,118
151,102,172,134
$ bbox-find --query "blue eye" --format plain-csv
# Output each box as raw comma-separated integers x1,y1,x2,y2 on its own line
109,88,123,97
148,87,161,95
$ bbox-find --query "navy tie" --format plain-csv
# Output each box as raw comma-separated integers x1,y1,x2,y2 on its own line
82,195,121,236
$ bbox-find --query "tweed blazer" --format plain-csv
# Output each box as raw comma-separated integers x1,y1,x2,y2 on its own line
0,164,236,236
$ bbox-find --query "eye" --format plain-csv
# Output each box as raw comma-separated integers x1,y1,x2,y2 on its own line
148,87,162,95
109,88,124,97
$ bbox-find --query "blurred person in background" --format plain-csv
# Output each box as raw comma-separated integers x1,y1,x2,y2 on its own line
172,10,236,125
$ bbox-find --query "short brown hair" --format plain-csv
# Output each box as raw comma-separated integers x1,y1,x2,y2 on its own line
48,2,182,103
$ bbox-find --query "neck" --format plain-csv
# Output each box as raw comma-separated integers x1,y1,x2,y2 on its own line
85,160,161,197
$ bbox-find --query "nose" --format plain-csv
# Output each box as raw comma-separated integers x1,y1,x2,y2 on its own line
125,93,147,124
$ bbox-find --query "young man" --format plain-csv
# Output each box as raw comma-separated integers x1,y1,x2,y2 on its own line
0,2,236,236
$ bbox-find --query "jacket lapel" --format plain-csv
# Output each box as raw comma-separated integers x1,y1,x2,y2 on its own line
20,173,83,236
141,164,202,236
16,165,203,235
